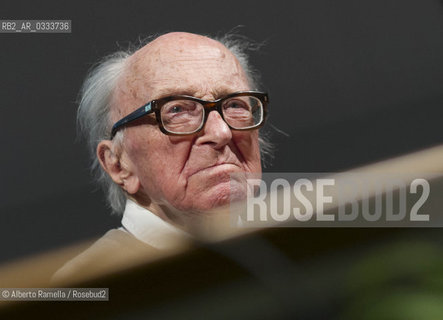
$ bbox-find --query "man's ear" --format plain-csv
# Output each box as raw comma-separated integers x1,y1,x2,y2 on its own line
96,140,140,194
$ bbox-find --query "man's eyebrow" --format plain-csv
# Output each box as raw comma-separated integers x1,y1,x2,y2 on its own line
155,89,197,97
154,87,235,100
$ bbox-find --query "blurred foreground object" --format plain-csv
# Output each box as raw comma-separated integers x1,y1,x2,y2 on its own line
1,145,443,319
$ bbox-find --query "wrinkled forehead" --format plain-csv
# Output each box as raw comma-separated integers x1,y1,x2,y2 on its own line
112,34,249,119
134,34,230,68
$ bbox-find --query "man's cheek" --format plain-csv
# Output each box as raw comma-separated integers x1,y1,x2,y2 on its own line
157,172,186,199
233,133,259,157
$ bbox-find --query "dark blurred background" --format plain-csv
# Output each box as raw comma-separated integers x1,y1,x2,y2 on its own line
1,0,443,263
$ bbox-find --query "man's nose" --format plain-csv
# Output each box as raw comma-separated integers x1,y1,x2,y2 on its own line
195,110,232,148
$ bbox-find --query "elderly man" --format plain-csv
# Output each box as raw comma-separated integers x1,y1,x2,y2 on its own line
54,32,268,280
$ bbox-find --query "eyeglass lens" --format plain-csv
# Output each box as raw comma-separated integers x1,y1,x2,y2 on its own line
160,96,263,134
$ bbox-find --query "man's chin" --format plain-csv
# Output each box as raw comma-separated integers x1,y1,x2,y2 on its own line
176,180,248,214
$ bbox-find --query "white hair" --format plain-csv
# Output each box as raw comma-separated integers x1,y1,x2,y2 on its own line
77,33,272,214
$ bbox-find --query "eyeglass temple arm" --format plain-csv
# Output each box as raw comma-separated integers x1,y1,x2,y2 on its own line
110,102,153,139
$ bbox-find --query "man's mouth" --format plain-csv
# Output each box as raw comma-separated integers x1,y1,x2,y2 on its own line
190,163,240,177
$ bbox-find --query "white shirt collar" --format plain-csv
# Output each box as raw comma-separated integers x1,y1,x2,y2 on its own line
121,199,189,250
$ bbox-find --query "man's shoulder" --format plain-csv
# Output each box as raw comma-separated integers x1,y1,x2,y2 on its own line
52,228,158,284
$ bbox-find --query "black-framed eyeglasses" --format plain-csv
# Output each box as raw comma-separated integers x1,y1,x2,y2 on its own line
110,91,268,139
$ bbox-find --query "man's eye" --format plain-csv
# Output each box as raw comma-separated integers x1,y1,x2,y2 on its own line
225,100,249,111
164,101,199,115
167,104,186,114
229,103,242,109
170,105,183,113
